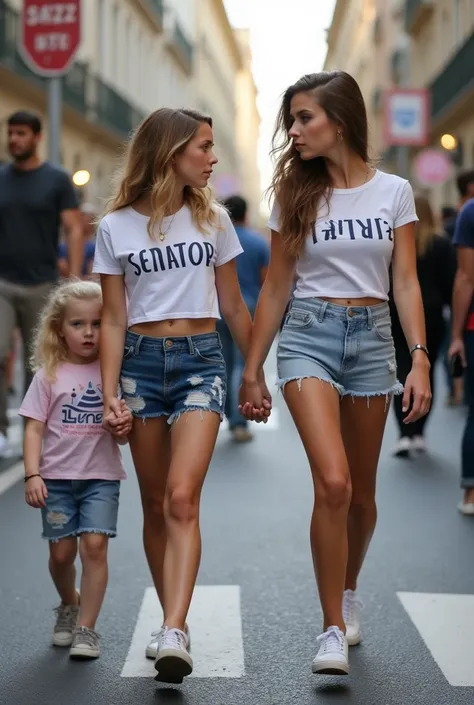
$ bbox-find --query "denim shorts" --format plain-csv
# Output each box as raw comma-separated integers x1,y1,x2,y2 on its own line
41,479,120,542
120,330,227,424
277,297,403,398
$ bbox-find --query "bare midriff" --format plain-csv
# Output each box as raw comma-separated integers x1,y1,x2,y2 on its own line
129,318,216,338
320,296,384,307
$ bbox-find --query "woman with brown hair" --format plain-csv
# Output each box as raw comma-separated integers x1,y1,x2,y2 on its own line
240,72,431,675
93,108,270,683
391,194,456,456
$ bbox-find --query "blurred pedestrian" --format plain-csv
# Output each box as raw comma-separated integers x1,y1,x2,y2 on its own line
217,195,269,442
19,280,131,659
240,71,430,676
0,111,83,457
449,194,474,514
58,202,98,278
441,205,457,241
93,108,269,683
391,194,456,456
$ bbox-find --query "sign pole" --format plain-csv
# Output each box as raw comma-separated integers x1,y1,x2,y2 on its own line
48,77,62,166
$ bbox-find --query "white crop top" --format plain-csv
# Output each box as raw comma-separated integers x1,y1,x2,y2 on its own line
92,204,243,325
268,170,418,301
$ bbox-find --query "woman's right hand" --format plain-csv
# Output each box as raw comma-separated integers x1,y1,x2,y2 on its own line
103,397,129,434
239,374,272,423
25,476,48,509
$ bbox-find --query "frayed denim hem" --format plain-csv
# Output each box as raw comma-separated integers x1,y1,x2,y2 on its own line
43,529,116,543
168,407,224,426
276,375,344,396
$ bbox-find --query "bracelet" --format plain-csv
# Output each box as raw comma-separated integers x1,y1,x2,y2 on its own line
410,344,429,357
24,474,41,483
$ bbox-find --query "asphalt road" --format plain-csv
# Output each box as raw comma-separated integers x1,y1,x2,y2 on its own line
1,362,473,705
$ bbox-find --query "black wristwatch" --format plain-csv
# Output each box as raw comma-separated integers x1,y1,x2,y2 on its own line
410,344,429,358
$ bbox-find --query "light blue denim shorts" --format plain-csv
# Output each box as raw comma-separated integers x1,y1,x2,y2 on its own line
277,297,403,398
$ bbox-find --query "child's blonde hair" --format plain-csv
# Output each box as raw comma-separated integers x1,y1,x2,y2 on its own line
31,279,102,381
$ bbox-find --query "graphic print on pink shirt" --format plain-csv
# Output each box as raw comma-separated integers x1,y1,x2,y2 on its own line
19,360,126,481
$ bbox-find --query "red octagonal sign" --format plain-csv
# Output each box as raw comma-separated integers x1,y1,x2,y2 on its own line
19,0,81,77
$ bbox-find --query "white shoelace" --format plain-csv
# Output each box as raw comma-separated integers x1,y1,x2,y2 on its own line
160,627,188,652
317,626,344,653
342,592,363,625
150,628,164,642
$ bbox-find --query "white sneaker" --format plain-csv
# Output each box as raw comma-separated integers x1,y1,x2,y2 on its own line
0,432,7,458
458,501,474,515
342,590,363,646
52,597,80,646
312,626,349,675
412,435,426,453
146,624,191,659
392,436,412,458
154,627,193,684
69,626,100,659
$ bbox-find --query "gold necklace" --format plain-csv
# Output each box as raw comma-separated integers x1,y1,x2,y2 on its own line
158,213,176,242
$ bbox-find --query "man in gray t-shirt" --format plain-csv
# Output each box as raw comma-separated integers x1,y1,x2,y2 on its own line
0,111,82,457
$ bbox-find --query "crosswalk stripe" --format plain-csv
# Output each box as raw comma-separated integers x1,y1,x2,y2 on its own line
121,585,245,678
0,462,24,496
397,591,474,687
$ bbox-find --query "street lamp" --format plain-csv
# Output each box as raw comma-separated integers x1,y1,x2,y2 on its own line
440,134,458,151
72,169,91,187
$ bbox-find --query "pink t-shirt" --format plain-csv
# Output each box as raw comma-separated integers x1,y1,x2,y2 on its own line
19,360,126,481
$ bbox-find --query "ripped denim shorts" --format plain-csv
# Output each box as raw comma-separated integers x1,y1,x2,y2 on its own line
120,330,227,424
277,297,403,399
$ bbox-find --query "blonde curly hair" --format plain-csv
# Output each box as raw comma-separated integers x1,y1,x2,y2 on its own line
31,279,102,381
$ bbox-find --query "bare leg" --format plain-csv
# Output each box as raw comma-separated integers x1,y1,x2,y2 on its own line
341,396,390,591
78,534,109,629
163,411,221,630
49,538,79,605
128,417,171,608
283,379,351,632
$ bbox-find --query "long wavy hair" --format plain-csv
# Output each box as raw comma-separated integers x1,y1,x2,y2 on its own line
105,108,220,237
31,280,102,381
414,194,437,258
270,71,369,256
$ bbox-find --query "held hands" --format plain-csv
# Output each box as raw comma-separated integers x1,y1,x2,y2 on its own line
25,476,48,509
402,354,432,424
103,398,133,440
239,368,272,423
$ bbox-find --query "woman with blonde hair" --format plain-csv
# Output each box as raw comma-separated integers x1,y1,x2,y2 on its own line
239,71,431,675
93,108,269,683
391,193,456,456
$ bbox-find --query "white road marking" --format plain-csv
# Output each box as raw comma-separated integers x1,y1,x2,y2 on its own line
121,585,245,678
7,408,19,420
398,591,474,687
0,461,24,496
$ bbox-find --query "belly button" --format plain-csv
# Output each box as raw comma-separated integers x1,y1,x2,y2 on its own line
168,320,174,327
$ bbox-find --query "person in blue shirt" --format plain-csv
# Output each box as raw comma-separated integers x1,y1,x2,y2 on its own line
449,196,474,514
218,195,269,442
58,202,97,278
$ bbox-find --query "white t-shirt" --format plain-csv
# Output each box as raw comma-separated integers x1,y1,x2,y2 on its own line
268,170,418,301
92,205,243,325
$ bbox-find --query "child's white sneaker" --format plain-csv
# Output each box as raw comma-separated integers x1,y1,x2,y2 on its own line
69,626,101,659
154,627,193,683
52,599,80,646
312,625,349,675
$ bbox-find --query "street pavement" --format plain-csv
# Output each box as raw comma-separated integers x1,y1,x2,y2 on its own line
1,360,473,705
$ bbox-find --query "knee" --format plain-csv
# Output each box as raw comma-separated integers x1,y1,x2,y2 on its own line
316,471,352,510
165,486,199,524
79,534,108,563
141,494,165,523
350,492,377,516
50,542,77,567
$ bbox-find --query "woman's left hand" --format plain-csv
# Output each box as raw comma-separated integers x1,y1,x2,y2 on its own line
402,358,432,424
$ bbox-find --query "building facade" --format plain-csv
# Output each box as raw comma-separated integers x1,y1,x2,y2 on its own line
324,0,474,212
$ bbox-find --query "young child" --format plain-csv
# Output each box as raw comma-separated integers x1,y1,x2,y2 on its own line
19,280,132,659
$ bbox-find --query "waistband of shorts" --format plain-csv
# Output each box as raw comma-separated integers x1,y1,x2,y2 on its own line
288,297,390,323
125,329,221,354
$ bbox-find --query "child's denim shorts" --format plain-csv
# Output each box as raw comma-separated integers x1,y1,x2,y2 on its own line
41,479,120,542
120,330,227,424
277,297,403,399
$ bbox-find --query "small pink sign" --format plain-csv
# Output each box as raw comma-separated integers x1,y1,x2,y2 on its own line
413,149,453,186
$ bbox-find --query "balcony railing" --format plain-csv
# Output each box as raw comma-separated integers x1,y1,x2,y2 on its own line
430,31,474,121
0,0,144,139
405,0,434,35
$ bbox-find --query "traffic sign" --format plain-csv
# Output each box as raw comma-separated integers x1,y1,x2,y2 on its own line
413,149,453,186
19,1,81,77
384,89,430,147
